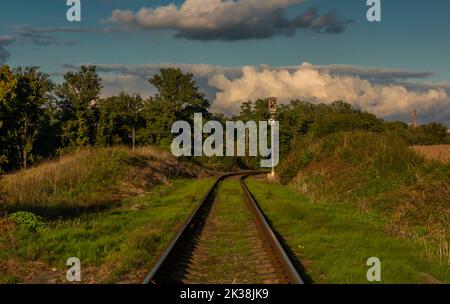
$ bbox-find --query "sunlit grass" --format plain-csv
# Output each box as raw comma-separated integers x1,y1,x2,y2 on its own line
0,178,214,283
247,178,450,284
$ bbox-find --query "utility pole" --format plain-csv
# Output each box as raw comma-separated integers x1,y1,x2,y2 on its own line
267,97,277,181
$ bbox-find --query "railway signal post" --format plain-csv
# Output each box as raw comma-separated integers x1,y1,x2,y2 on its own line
267,97,277,181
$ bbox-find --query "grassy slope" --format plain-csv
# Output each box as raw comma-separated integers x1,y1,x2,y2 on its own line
0,147,213,283
0,147,206,217
247,178,450,284
278,132,449,265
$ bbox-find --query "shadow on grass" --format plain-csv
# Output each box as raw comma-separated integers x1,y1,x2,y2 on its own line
272,228,315,284
244,182,315,284
151,182,221,283
1,200,122,220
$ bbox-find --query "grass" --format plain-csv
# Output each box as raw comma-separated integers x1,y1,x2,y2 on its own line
0,146,206,218
246,178,450,284
0,178,214,284
278,131,450,266
0,146,212,283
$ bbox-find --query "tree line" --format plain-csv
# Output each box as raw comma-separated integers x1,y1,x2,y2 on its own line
0,65,210,172
1,64,448,173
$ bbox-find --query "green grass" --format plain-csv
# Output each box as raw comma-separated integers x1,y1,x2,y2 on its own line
0,146,199,218
0,178,214,283
278,131,449,266
246,178,450,284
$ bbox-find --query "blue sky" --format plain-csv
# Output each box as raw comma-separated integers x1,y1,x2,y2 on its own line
0,0,449,125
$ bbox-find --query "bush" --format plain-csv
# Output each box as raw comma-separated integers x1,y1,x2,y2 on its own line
385,121,449,145
278,137,316,183
313,112,384,137
9,212,47,233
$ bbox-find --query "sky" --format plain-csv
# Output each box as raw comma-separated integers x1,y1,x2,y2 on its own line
0,0,449,126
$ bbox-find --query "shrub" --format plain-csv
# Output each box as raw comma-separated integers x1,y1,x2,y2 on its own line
385,121,449,145
9,212,47,233
313,112,384,137
278,137,316,183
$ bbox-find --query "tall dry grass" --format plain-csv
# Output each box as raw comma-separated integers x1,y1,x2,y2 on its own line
411,229,450,266
412,145,450,163
0,146,178,217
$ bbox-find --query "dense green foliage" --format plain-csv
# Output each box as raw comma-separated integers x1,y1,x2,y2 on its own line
0,65,211,172
231,99,448,172
96,93,145,147
0,66,56,171
9,212,48,233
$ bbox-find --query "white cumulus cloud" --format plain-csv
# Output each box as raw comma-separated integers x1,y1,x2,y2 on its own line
208,63,450,124
62,62,450,126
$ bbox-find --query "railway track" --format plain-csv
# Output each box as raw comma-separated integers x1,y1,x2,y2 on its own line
143,173,304,284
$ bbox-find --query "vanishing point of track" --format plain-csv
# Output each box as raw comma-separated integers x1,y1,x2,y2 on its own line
143,172,304,284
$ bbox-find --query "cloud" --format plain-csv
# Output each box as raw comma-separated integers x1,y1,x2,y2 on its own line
12,26,83,46
108,0,353,41
315,64,434,82
101,74,156,98
0,36,15,45
17,32,78,46
0,36,15,64
61,62,450,126
208,63,450,126
13,25,122,34
8,25,127,48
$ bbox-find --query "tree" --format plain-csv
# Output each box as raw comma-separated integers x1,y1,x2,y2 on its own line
142,68,210,146
96,92,145,148
415,123,449,145
0,65,17,101
236,99,268,122
0,65,55,170
0,65,18,171
149,68,210,120
329,100,360,114
55,65,102,148
140,97,177,147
